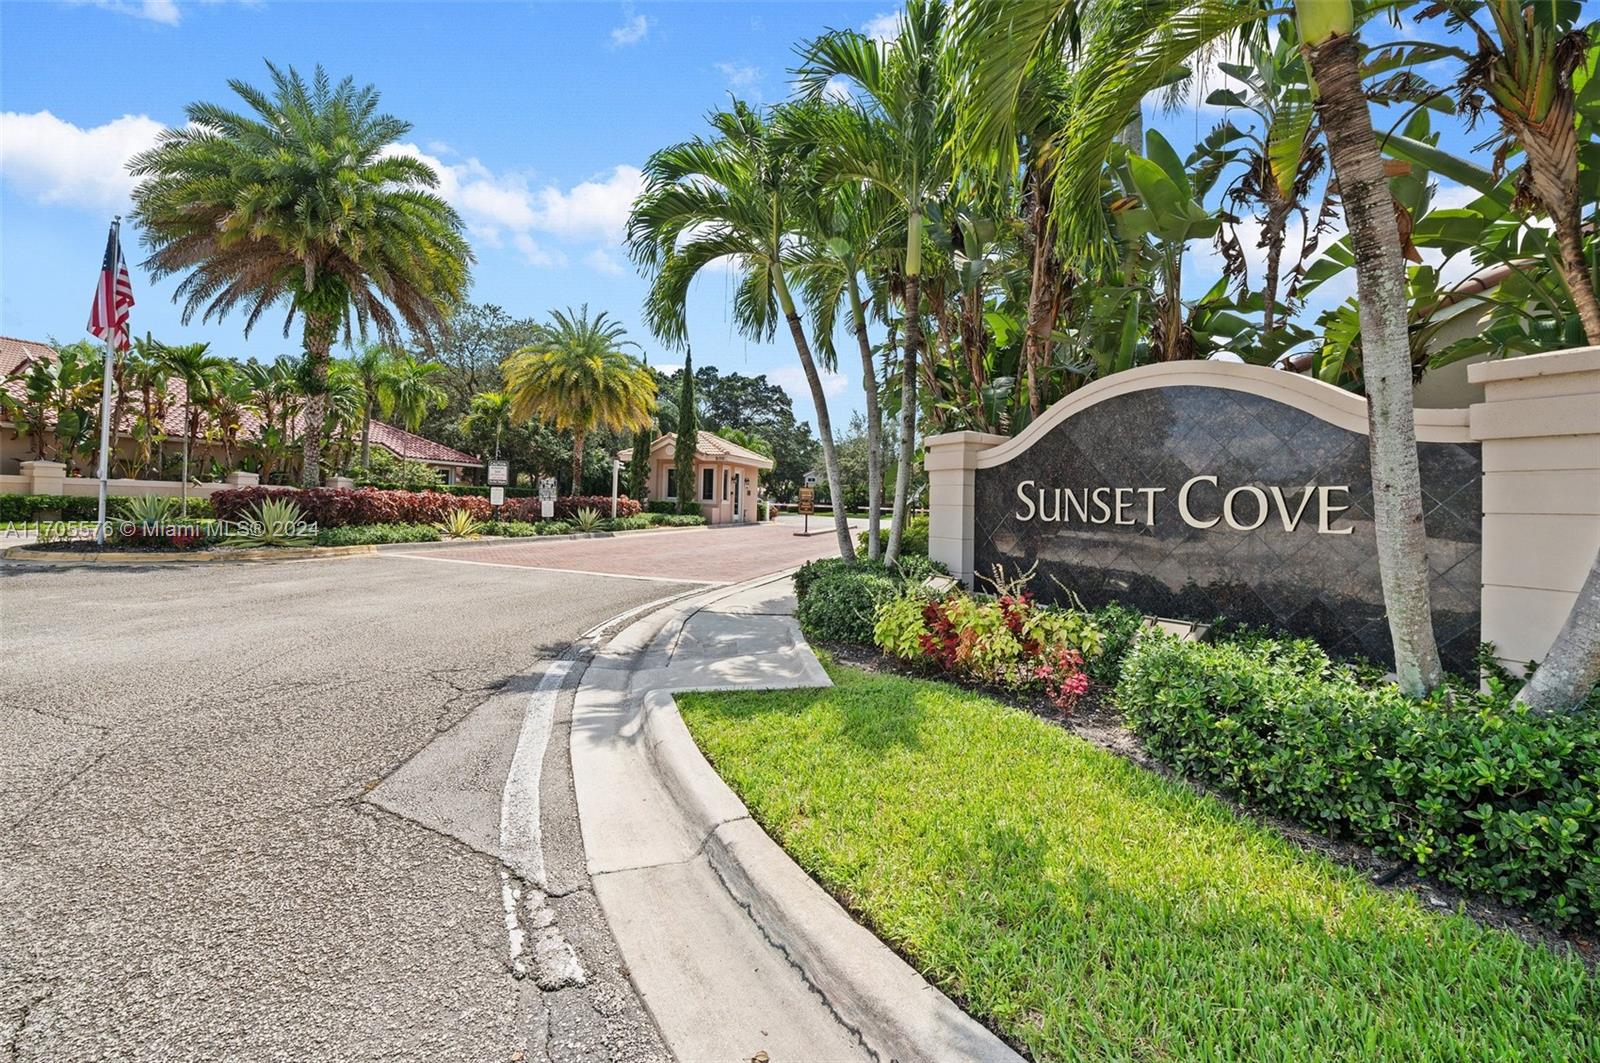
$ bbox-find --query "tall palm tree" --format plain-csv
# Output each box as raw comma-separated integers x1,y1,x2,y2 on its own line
129,62,473,488
502,306,657,493
794,181,901,559
157,340,231,517
953,0,1444,697
124,336,172,478
240,356,301,484
627,102,856,558
380,354,449,433
1440,0,1598,343
795,0,953,562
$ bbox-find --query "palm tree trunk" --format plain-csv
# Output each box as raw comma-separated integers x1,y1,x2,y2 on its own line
1304,18,1443,697
1023,171,1057,419
1263,205,1287,336
847,274,884,561
775,273,855,560
299,313,335,489
360,404,374,470
571,428,585,495
886,270,921,564
181,401,191,519
1550,205,1600,344
1513,93,1600,344
1516,545,1600,713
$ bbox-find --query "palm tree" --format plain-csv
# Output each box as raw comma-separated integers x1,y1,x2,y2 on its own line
627,102,856,558
460,390,514,460
348,343,394,470
157,340,231,516
953,0,1445,697
240,356,301,484
128,62,473,488
795,181,900,559
380,354,449,433
1438,0,1599,344
502,306,657,493
124,336,172,478
795,0,953,562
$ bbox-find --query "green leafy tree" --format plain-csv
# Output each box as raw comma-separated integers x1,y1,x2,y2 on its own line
460,390,514,460
628,101,855,558
674,350,698,514
380,354,450,433
628,424,654,500
129,62,473,488
502,306,657,493
157,339,231,515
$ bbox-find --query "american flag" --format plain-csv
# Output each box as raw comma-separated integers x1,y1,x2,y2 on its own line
87,221,135,352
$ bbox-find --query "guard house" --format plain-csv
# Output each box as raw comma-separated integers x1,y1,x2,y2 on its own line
618,430,773,525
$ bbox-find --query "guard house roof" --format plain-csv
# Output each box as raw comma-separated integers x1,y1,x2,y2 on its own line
617,430,775,470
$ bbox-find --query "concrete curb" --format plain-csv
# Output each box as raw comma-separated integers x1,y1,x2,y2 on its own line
371,525,709,553
591,573,1023,1063
1,543,377,564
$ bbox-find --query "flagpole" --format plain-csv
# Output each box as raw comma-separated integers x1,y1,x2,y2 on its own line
94,216,121,546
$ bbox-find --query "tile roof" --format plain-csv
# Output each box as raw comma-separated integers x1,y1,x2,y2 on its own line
617,430,775,470
1,337,478,467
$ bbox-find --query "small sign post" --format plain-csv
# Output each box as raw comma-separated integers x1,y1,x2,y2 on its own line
489,486,505,508
795,486,814,537
486,460,509,486
539,476,558,520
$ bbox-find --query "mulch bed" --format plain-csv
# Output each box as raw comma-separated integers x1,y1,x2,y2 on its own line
817,639,1598,969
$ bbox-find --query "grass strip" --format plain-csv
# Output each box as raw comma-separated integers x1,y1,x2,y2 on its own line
678,662,1599,1062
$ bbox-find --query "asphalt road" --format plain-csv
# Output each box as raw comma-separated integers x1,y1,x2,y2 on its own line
0,554,693,1062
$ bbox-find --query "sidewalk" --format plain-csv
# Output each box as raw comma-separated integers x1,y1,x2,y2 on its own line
570,572,1021,1062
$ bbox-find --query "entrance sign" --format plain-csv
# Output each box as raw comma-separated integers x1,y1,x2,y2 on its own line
797,487,814,515
487,460,509,486
928,363,1484,674
539,476,557,520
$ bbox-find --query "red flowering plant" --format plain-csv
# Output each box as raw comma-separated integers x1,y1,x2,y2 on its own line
873,566,1104,713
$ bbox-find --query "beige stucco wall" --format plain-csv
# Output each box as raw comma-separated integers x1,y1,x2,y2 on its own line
649,453,762,525
1470,346,1600,672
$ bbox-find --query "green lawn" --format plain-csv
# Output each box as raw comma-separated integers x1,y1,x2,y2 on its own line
678,662,1599,1062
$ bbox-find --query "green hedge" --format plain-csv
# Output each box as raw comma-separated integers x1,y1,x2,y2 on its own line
316,523,441,546
646,499,701,516
1116,634,1600,929
1,493,215,522
855,514,929,557
793,554,950,644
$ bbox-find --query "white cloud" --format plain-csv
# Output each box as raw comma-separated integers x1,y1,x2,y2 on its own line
72,0,180,24
0,110,166,210
388,143,642,264
822,76,853,102
610,7,649,47
716,62,761,91
862,10,902,41
584,248,627,276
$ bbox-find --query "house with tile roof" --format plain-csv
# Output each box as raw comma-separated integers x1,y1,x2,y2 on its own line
1,336,480,483
617,430,774,525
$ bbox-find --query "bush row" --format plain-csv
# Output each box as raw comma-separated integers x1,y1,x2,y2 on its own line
305,511,706,546
1116,634,1600,929
2,493,215,522
208,487,653,528
854,514,930,557
499,495,643,522
793,555,949,646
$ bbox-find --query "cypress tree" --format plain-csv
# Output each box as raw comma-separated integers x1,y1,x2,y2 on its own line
673,349,698,515
628,424,653,501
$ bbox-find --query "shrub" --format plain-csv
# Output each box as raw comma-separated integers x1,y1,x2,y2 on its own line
572,506,604,532
316,523,441,546
795,554,949,607
226,497,315,547
648,513,706,527
434,508,483,539
796,566,904,645
646,499,700,517
856,514,929,556
498,494,642,523
211,486,491,528
605,515,652,531
479,520,542,538
1087,602,1146,688
1116,634,1600,929
1,493,214,522
875,589,1104,707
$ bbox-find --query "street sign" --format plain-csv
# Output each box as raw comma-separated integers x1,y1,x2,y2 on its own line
797,487,814,515
489,486,505,507
486,460,509,486
539,476,558,520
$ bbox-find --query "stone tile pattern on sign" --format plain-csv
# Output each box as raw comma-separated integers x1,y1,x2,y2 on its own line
973,386,1482,674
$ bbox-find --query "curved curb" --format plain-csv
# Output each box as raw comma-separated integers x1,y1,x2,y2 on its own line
1,543,377,564
601,576,1022,1063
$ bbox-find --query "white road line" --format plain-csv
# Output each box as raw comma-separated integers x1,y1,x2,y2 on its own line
387,552,723,586
497,658,573,970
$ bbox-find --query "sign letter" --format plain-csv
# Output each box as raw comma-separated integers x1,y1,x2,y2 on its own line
1178,475,1219,529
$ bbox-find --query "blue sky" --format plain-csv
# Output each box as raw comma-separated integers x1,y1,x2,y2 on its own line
0,1,1572,430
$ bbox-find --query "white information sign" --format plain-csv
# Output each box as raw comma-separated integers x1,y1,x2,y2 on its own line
539,476,558,519
489,486,505,507
486,460,509,486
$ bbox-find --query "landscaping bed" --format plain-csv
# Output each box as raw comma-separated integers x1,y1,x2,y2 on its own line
678,661,1600,1062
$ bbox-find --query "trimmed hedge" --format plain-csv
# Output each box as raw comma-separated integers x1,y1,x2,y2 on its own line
211,487,490,528
2,493,216,522
1117,633,1600,929
647,513,706,527
316,523,441,546
855,514,929,557
499,495,643,522
647,499,701,516
793,555,950,644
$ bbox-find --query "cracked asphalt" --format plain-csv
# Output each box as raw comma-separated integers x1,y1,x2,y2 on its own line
0,554,690,1062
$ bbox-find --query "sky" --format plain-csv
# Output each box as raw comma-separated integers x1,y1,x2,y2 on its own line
0,1,1568,431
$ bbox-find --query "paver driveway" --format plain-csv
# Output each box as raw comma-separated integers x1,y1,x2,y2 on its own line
388,518,852,584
